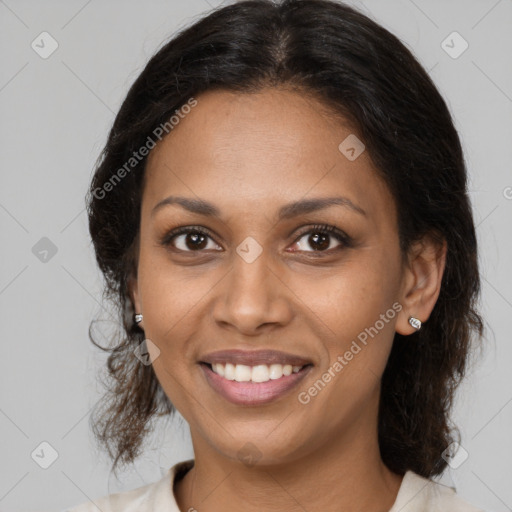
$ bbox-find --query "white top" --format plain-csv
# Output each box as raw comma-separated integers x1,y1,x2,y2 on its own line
65,459,484,511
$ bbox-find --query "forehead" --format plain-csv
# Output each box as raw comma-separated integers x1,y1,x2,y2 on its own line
142,87,395,224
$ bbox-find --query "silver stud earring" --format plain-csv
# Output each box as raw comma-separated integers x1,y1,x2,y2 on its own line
408,317,421,330
134,313,143,324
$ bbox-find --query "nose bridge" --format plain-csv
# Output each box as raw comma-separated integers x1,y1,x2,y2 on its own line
213,241,292,332
232,244,272,294
229,244,276,309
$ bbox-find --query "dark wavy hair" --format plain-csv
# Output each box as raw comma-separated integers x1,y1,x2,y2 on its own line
86,0,485,478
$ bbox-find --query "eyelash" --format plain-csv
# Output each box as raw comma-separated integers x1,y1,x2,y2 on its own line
159,223,352,255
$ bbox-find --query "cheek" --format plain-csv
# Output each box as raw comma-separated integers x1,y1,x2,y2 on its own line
301,251,399,334
301,250,401,395
136,256,203,410
136,250,204,355
138,235,204,312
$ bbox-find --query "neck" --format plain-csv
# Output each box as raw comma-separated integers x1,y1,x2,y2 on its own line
174,408,403,512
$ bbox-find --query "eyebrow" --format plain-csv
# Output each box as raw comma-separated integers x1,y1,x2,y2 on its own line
150,195,367,220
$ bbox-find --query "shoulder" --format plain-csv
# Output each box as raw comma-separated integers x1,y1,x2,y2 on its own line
64,481,156,512
63,459,195,512
390,470,484,512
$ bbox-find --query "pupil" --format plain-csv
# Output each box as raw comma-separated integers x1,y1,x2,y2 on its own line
310,233,329,251
187,232,207,250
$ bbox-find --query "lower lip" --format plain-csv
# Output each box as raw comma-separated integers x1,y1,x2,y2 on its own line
199,363,313,406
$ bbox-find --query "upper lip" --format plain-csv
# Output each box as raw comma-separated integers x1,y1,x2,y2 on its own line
199,349,313,367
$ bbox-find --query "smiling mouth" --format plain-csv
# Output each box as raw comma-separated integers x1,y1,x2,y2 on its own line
199,361,313,406
200,361,313,384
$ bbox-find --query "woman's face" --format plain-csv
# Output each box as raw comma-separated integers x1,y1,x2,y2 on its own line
131,87,412,465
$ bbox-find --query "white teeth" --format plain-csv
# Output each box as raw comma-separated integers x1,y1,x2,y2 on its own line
251,364,269,383
269,364,283,379
234,364,252,382
209,362,305,382
214,363,225,377
224,363,235,380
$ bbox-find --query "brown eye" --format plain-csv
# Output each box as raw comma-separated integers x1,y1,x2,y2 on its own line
289,224,351,253
296,232,337,251
161,227,222,252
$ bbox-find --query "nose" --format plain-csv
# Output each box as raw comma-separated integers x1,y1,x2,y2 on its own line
212,251,294,336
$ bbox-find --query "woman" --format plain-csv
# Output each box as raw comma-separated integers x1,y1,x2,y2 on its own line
68,0,485,510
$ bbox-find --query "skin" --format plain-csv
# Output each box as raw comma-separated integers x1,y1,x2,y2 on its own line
129,87,447,512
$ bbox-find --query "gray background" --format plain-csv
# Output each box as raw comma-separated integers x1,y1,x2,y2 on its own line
0,0,511,510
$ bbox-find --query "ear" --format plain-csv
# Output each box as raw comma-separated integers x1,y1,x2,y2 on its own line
395,233,447,335
128,274,143,330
